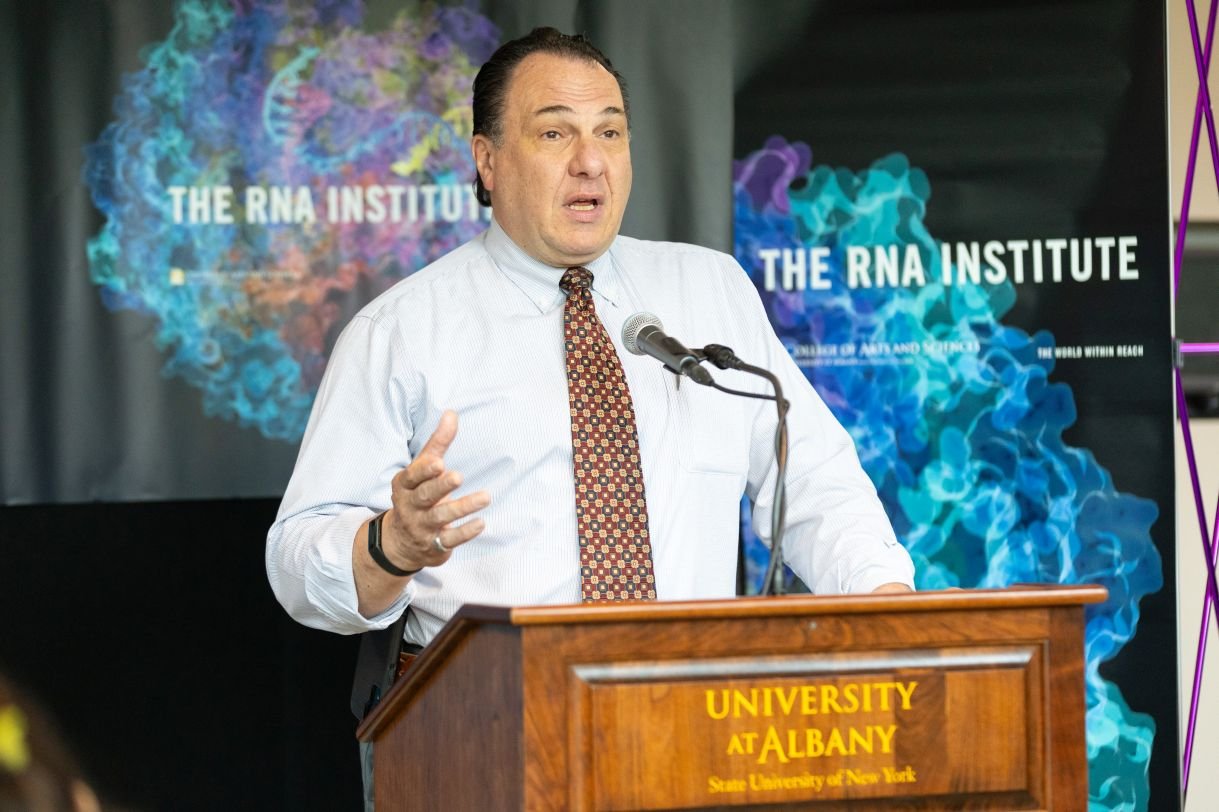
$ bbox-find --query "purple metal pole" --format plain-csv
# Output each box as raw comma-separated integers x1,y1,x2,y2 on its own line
1177,370,1219,795
1179,0,1219,796
1181,342,1219,353
1189,0,1219,211
1176,0,1219,294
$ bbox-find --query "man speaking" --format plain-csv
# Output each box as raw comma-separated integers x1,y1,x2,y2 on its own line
266,27,914,652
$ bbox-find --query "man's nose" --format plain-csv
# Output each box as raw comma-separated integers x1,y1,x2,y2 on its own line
568,136,606,177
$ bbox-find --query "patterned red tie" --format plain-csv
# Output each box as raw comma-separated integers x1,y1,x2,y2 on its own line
560,266,657,601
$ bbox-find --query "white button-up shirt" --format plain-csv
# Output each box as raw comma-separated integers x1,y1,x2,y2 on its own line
267,221,913,644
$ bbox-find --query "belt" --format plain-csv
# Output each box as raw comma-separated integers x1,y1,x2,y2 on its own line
395,641,424,681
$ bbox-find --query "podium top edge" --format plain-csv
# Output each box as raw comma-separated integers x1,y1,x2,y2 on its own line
472,584,1109,627
357,584,1106,742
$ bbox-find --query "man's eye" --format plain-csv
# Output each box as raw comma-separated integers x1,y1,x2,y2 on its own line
602,129,620,139
542,130,561,140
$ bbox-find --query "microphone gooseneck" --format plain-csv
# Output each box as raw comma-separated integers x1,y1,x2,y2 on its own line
702,343,744,371
700,343,791,597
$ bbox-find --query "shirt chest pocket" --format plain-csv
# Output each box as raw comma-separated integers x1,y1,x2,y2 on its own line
673,380,752,476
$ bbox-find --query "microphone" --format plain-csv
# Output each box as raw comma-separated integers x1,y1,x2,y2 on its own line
621,313,713,385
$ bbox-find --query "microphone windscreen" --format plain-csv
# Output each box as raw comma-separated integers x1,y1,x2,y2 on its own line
621,312,664,355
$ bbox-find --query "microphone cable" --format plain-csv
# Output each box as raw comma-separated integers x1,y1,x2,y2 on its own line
700,344,790,597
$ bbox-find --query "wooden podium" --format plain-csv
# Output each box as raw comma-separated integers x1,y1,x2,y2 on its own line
356,585,1104,810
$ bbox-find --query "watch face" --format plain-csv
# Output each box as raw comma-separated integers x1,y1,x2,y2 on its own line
369,512,417,577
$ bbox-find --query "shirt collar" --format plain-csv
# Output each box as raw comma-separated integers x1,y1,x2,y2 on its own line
484,218,621,313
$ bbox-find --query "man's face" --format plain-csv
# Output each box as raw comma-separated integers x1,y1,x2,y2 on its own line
472,53,632,269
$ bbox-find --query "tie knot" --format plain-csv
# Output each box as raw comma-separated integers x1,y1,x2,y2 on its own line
560,266,594,294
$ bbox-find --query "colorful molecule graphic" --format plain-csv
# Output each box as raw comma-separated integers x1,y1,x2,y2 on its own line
85,0,499,439
735,136,1162,811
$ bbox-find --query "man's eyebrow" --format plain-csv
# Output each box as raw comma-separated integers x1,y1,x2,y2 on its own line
532,105,626,118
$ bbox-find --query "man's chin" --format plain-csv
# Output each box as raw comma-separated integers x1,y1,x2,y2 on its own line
546,236,615,268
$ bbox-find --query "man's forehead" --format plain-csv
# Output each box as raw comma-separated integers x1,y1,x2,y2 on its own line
506,53,623,110
532,104,626,119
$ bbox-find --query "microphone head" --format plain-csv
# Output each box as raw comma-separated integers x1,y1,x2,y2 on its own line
621,312,663,355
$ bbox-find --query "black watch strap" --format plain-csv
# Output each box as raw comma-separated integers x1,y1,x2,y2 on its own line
367,511,421,577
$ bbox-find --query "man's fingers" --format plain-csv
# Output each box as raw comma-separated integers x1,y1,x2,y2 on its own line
395,411,459,490
380,410,490,572
394,469,478,513
425,491,491,527
418,409,459,462
385,487,489,546
381,492,490,573
409,468,465,507
435,518,486,552
395,454,443,491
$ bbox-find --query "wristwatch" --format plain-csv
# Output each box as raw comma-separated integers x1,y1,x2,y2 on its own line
367,511,421,577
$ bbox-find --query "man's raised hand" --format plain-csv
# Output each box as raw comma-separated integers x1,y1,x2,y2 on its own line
354,410,490,618
383,410,491,572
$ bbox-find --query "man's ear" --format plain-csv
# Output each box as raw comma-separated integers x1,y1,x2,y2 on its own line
472,134,495,193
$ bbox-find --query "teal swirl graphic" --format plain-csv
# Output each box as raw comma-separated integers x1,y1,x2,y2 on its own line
84,0,499,439
734,136,1162,811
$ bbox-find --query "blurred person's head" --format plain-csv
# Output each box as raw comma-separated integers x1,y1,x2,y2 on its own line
0,676,100,812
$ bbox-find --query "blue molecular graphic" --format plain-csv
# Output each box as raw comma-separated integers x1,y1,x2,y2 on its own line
734,136,1163,811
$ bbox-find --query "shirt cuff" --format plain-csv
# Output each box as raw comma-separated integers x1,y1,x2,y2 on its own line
303,508,414,633
842,551,917,594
